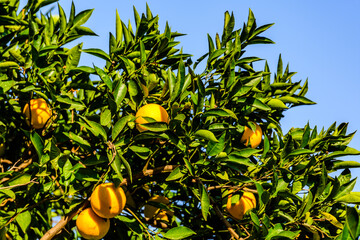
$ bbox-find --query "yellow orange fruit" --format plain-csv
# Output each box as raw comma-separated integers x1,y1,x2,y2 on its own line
23,98,52,129
76,207,110,240
90,183,126,219
240,123,262,148
226,190,256,220
135,104,169,132
144,195,173,222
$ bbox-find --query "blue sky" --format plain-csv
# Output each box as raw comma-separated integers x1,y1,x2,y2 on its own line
22,1,360,189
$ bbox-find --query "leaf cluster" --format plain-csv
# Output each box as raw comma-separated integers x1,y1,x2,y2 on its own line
0,1,359,240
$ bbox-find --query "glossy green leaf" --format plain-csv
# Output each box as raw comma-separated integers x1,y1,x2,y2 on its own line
100,108,111,126
194,129,218,142
200,184,210,221
16,211,31,234
346,207,359,240
267,98,288,109
166,167,184,181
163,226,196,239
336,192,360,204
82,48,111,62
112,115,132,141
94,65,112,91
30,131,44,159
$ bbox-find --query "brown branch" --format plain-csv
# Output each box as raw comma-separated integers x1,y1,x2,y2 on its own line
41,165,178,239
207,185,258,194
0,178,38,190
211,199,241,240
0,159,13,165
195,178,241,240
40,200,90,240
0,158,33,185
120,164,179,186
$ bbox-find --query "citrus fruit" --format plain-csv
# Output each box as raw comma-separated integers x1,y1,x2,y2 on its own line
23,98,52,129
76,207,110,240
226,190,256,220
240,123,262,148
90,183,126,218
135,103,169,132
144,195,173,223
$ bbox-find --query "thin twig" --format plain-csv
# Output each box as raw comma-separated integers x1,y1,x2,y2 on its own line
0,178,38,190
125,207,154,239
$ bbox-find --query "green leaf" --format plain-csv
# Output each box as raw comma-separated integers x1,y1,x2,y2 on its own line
65,43,83,73
0,61,18,69
75,168,99,182
119,152,132,183
56,96,86,110
200,184,210,221
129,146,151,160
30,131,44,159
115,9,123,42
324,147,360,161
285,149,314,159
234,148,261,158
0,80,16,94
207,131,226,156
203,108,238,120
166,167,184,181
335,192,360,204
80,117,107,141
138,122,168,132
16,211,31,234
100,108,111,126
139,40,146,65
267,98,288,109
112,115,132,141
163,226,196,239
320,211,344,229
66,132,91,148
72,9,94,28
6,173,31,186
113,80,127,107
184,158,195,176
333,161,360,170
194,130,218,142
109,152,123,182
82,48,111,62
94,66,112,91
346,207,359,240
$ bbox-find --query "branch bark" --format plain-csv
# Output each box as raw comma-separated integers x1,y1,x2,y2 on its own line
40,200,90,240
211,199,241,240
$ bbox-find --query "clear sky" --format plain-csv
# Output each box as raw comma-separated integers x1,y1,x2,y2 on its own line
21,1,360,189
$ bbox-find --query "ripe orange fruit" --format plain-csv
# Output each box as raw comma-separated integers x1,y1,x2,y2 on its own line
144,195,173,222
23,98,52,129
90,183,126,219
240,123,262,148
76,207,110,240
226,190,256,220
135,103,169,132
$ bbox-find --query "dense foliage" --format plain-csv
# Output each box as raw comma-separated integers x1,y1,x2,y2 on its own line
1,0,360,239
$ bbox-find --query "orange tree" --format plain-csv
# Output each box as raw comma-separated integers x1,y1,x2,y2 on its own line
1,1,360,239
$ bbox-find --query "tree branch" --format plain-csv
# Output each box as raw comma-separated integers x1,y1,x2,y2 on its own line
120,164,179,186
40,200,90,240
211,199,241,240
